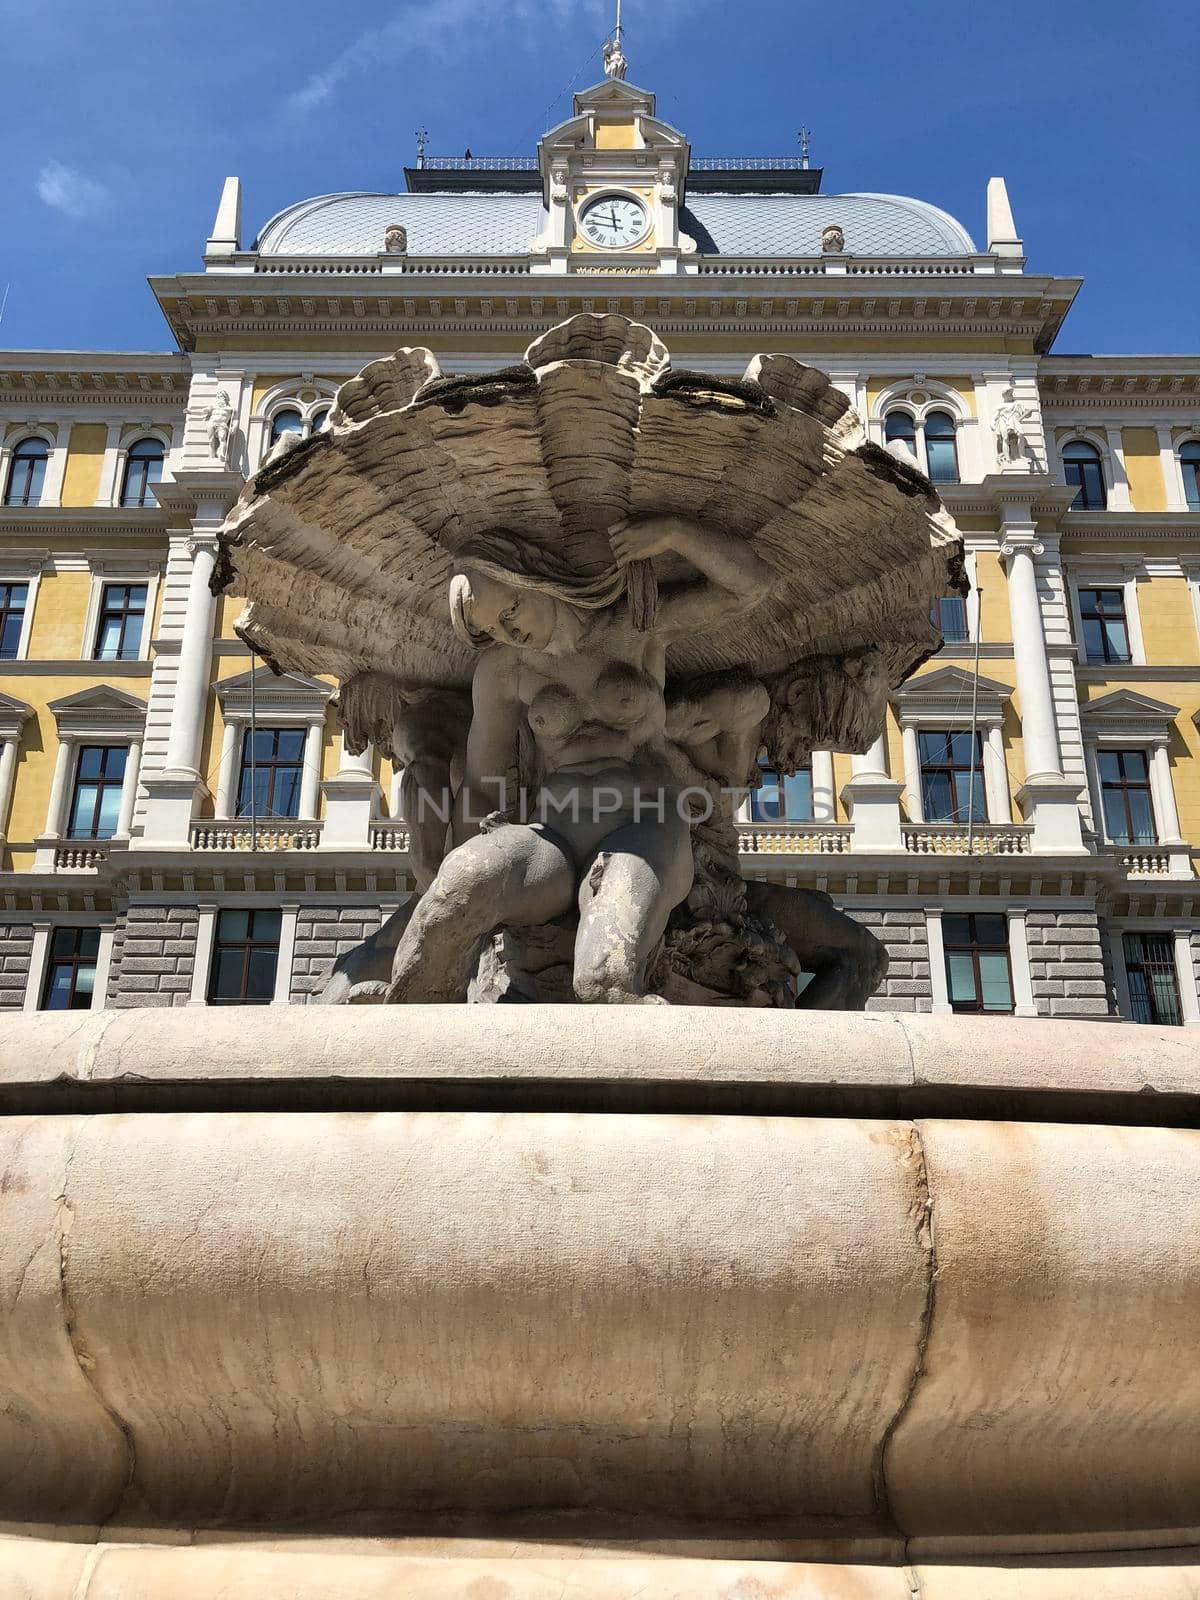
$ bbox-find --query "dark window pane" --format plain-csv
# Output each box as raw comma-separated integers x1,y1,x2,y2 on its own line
1126,789,1155,844
210,948,246,1000
1063,443,1106,510
1183,444,1200,510
43,966,76,1010
276,729,305,761
1124,932,1181,1026
249,909,282,941
270,410,303,445
885,411,916,446
946,951,977,1005
78,928,101,959
973,914,1008,946
925,434,958,484
5,440,49,507
750,768,783,821
245,947,278,1001
977,952,1013,1011
1097,750,1121,782
219,909,249,942
50,926,77,958
942,914,972,946
935,596,968,643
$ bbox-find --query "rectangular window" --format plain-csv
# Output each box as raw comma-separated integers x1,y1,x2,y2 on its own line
93,582,147,661
207,908,281,1005
942,912,1013,1015
68,745,127,839
1098,748,1155,845
1079,588,1131,665
919,730,985,824
1123,932,1182,1026
931,595,969,644
750,757,814,822
237,727,305,820
0,582,28,660
41,926,101,1010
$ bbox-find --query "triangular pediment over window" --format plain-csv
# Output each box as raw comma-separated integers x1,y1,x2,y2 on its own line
48,684,147,738
1080,688,1179,725
892,666,1014,726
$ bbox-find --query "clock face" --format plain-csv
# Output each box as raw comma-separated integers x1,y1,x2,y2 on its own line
579,193,650,250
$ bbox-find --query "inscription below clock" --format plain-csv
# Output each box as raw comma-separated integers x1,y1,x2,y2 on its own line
578,194,650,250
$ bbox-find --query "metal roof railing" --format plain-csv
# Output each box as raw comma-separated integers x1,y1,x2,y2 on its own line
418,155,813,172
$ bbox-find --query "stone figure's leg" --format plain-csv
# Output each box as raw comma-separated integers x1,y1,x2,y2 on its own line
387,824,574,1004
573,815,694,1005
746,882,887,1011
318,900,417,1005
399,758,454,892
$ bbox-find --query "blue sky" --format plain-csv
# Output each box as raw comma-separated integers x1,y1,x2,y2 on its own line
1,0,1196,355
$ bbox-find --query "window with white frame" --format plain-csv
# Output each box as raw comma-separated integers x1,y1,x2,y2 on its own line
4,437,49,507
749,754,813,822
893,666,1014,826
35,686,146,865
257,387,336,466
884,408,960,483
1179,441,1200,511
0,583,29,660
1069,567,1145,667
213,667,330,823
41,926,102,1010
1062,439,1107,510
81,561,159,664
1122,931,1182,1026
119,438,164,508
1080,690,1186,860
941,911,1014,1014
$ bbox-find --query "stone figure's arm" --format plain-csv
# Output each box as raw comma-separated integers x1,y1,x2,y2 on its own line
451,655,521,847
610,515,771,635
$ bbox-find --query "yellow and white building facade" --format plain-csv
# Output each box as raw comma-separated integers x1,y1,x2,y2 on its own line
1,72,1197,1022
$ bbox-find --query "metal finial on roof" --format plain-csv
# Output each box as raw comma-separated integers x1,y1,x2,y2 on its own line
415,128,429,169
603,0,628,79
798,128,812,170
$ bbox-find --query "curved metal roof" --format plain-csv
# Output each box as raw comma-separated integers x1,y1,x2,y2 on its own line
254,188,976,259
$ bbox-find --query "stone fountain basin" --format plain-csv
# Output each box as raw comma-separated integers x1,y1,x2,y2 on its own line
1,1008,1197,1598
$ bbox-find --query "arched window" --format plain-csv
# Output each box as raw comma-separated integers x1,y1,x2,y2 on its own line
310,407,331,434
4,438,49,507
269,409,304,447
884,411,917,458
1180,441,1200,511
119,438,164,508
923,410,959,484
1063,440,1106,510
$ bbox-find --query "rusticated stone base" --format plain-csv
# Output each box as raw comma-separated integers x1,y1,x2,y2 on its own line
0,1007,1197,1596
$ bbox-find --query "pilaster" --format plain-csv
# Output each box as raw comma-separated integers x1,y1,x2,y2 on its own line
842,735,904,852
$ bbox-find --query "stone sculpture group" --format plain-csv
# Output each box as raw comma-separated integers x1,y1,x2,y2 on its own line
216,314,965,1008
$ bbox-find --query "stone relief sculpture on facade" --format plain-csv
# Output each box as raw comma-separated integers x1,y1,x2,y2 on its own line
993,385,1039,470
205,388,235,464
216,314,965,1008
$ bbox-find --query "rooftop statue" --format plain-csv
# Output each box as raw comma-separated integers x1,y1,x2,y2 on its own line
215,315,965,1008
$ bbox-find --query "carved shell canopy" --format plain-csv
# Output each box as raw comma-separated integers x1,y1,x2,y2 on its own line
216,315,964,732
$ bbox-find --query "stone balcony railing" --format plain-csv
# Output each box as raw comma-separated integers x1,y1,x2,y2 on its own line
370,823,411,852
53,842,111,871
902,824,1034,857
1119,848,1178,877
737,824,852,855
189,821,323,851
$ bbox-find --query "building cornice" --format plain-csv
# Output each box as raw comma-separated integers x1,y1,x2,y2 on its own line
148,270,1080,354
0,507,169,537
0,353,188,405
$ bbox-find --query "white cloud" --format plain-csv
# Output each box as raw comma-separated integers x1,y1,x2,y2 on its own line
36,160,111,219
281,0,680,119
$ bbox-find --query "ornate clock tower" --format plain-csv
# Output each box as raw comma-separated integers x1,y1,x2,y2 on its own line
531,60,694,275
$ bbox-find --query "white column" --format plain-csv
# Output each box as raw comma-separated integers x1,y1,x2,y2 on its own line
321,734,376,849
926,909,951,1015
299,721,324,821
1006,910,1038,1017
23,921,52,1012
1000,518,1085,854
215,718,239,817
44,737,75,838
0,738,20,837
843,731,904,852
984,723,1012,823
115,737,142,839
900,725,923,821
164,535,217,775
1158,428,1187,511
1173,929,1200,1027
1104,426,1132,510
810,751,835,822
142,529,219,846
851,734,889,777
188,904,218,1005
97,422,125,507
272,904,300,1005
92,925,116,1010
1148,742,1183,843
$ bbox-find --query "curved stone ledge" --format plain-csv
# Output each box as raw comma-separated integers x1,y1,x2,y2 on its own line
3,1538,1200,1599
1,1094,1199,1550
0,1006,1196,1120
